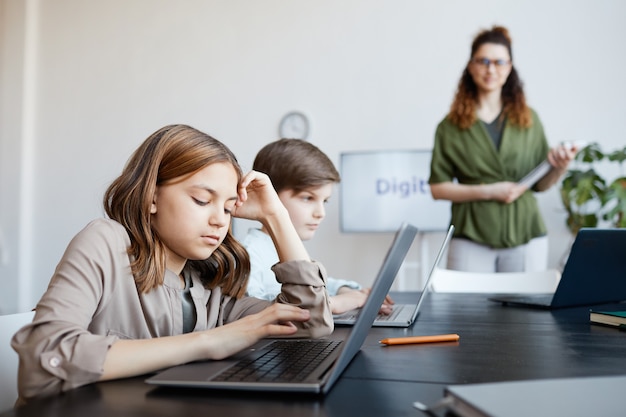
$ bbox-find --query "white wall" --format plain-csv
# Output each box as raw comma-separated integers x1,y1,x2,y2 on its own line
1,0,625,313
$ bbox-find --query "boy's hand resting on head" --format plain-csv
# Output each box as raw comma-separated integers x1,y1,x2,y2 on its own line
330,287,395,315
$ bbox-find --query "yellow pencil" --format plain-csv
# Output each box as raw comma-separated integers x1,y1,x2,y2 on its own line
379,333,460,346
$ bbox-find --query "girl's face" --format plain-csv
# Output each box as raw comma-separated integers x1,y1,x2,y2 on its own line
467,43,512,95
277,183,334,241
150,162,239,273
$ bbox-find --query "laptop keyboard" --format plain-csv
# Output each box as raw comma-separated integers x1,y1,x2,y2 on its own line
213,340,342,383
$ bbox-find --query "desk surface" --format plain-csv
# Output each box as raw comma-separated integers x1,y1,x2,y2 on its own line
4,293,626,417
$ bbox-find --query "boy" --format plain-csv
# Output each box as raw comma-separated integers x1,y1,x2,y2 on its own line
242,138,393,314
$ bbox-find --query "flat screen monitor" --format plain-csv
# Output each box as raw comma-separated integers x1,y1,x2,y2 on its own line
339,149,451,233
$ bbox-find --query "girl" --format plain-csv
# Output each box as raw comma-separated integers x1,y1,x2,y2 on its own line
11,124,333,403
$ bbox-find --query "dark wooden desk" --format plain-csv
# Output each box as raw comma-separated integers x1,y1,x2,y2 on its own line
4,293,626,417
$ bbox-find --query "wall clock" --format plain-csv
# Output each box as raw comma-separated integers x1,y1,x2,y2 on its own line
279,111,309,140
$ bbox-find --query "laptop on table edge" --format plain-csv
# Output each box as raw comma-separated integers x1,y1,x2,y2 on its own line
333,224,455,327
422,375,626,417
146,222,419,394
489,228,626,309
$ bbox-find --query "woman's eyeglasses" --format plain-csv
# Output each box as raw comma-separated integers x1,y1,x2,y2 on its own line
471,58,511,69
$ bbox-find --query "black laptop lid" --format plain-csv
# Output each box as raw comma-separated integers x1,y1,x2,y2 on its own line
551,228,626,307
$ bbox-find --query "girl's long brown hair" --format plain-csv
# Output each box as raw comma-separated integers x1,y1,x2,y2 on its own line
103,124,250,296
448,26,532,130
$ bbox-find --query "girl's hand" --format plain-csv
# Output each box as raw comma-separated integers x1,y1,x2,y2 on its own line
200,304,311,360
232,170,283,221
234,171,309,262
101,303,312,380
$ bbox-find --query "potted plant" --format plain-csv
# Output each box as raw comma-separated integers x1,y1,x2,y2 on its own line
560,143,626,235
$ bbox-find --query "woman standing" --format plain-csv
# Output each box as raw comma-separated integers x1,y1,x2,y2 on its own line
429,26,576,272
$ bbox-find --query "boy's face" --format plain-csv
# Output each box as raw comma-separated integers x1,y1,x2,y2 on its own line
277,183,334,241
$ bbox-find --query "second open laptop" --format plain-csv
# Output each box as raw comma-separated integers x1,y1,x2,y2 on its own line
333,224,454,327
489,228,626,309
146,222,418,394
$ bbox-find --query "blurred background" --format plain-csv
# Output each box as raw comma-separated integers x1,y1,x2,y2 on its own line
1,0,625,313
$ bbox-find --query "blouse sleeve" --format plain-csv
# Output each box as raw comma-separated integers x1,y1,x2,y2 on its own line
272,260,334,338
429,120,456,184
11,220,123,402
224,260,334,339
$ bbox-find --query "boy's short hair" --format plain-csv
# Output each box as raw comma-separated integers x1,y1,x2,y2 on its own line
253,138,340,193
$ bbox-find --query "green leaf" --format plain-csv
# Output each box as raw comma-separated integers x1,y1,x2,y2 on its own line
560,144,626,234
560,168,606,207
607,147,626,164
576,142,604,164
603,177,626,227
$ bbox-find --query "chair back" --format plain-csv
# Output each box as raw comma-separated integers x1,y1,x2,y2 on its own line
430,268,561,293
0,311,35,412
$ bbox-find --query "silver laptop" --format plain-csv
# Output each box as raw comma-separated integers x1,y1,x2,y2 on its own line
334,225,454,327
146,222,418,394
436,375,626,417
489,228,626,309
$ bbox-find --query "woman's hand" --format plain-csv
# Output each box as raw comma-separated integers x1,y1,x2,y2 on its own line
484,181,528,204
534,143,578,191
547,143,577,170
431,181,527,204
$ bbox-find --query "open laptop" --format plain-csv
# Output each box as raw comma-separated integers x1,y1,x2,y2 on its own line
489,228,626,309
146,222,418,394
333,224,454,327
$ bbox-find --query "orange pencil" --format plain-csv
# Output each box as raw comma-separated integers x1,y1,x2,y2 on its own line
379,333,460,346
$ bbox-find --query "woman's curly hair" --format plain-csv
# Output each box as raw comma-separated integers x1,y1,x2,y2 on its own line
448,25,532,130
